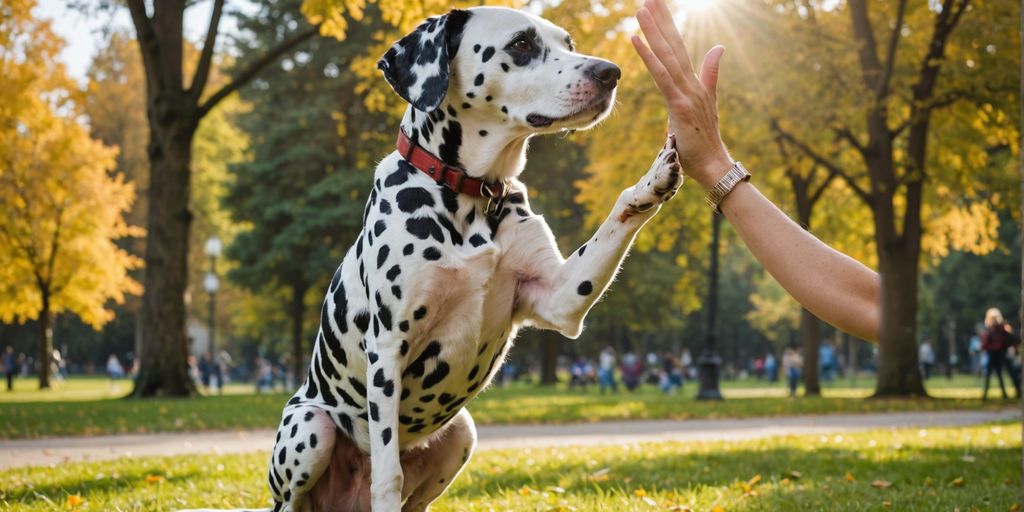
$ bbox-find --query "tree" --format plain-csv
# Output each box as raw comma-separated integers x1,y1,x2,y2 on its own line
94,0,326,396
762,0,1018,396
0,0,142,388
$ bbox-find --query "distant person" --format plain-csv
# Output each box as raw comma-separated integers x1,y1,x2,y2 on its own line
106,354,124,380
569,356,590,390
918,341,935,380
659,352,683,394
199,352,213,391
598,346,618,394
981,308,1019,400
255,357,273,394
782,346,803,397
680,348,694,380
621,349,644,392
764,352,778,383
4,346,16,392
1007,345,1022,398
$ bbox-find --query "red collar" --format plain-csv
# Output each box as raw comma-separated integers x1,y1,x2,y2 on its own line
396,128,507,203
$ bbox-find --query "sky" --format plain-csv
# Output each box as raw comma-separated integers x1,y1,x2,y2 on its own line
33,0,228,84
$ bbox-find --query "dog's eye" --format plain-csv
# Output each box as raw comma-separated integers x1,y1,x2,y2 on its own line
510,37,534,53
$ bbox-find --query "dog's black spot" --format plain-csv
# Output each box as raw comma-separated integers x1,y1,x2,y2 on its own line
383,379,395,397
501,106,508,113
369,401,379,421
406,217,445,243
373,368,385,387
382,427,392,445
485,95,493,102
309,433,317,448
278,447,287,465
507,192,525,204
404,340,441,379
403,243,414,256
295,442,305,453
378,304,392,330
380,198,393,214
368,352,379,364
399,320,410,332
474,73,484,86
469,234,487,247
516,207,528,217
482,46,495,62
578,280,593,296
468,364,479,380
348,377,366,397
392,285,402,300
440,186,459,213
422,361,450,389
401,387,410,400
353,311,370,333
283,414,293,426
338,413,354,435
438,392,455,405
436,215,463,245
304,411,314,422
479,130,488,137
447,105,458,117
377,245,390,269
423,246,442,260
408,423,425,433
578,244,587,257
501,63,509,72
374,220,387,237
386,264,401,281
397,187,435,213
335,382,362,407
400,340,409,356
414,306,428,320
473,44,481,53
461,102,471,109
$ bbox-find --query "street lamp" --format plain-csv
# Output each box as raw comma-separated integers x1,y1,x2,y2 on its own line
204,236,222,358
696,212,724,400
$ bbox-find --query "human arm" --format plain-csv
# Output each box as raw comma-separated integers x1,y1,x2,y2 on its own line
631,0,881,342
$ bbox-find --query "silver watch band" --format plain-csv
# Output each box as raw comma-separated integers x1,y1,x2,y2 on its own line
705,161,750,213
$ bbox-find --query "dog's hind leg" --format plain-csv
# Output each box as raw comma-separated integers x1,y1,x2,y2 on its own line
267,405,338,512
399,409,478,512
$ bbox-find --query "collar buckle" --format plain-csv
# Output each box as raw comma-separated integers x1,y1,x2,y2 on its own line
481,181,509,217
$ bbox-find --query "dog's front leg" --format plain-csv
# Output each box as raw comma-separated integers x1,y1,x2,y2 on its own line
366,337,404,510
518,136,682,337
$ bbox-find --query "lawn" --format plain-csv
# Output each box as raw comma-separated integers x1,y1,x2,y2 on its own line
0,375,1014,439
0,422,1018,511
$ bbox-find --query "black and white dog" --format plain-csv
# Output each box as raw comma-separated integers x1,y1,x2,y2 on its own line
185,6,681,512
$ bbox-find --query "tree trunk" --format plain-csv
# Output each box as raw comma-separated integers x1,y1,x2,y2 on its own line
290,282,309,383
133,117,199,397
801,307,821,396
37,294,53,390
872,241,927,397
540,330,560,385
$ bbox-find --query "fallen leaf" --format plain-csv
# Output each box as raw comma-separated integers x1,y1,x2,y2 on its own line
66,495,84,508
949,477,965,487
518,486,533,495
883,501,892,508
1009,504,1020,512
747,474,762,486
641,496,657,506
844,472,856,482
872,480,892,489
145,475,165,484
634,488,647,497
710,507,725,512
787,470,802,480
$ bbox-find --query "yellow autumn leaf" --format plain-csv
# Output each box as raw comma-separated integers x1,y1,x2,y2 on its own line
66,495,84,508
871,480,892,489
844,472,856,482
517,485,533,495
949,476,965,487
145,474,166,484
633,488,647,497
711,506,726,512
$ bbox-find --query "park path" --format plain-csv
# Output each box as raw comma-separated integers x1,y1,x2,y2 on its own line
0,409,1017,470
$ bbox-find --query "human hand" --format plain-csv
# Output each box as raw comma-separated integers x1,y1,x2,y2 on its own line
631,0,733,189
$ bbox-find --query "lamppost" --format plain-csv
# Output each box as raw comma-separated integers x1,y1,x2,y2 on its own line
696,211,723,400
204,236,222,358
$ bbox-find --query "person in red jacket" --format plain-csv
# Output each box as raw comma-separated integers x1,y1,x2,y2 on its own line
981,308,1019,400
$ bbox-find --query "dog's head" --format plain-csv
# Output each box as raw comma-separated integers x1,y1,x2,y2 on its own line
378,7,620,134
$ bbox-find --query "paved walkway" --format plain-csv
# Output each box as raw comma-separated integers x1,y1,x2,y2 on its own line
0,409,1017,470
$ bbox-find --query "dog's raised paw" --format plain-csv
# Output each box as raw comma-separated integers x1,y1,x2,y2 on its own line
620,135,684,221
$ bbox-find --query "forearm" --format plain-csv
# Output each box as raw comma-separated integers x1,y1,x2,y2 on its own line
719,180,881,342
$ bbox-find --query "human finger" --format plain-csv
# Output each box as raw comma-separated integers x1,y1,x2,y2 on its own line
645,0,697,77
631,34,684,101
699,45,725,97
636,6,690,87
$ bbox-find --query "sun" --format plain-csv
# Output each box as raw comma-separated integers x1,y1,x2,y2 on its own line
681,0,720,13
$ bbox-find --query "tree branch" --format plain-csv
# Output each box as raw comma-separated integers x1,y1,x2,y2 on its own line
197,25,319,118
189,0,226,101
831,124,868,158
847,0,883,93
771,120,874,206
878,0,909,98
126,0,157,65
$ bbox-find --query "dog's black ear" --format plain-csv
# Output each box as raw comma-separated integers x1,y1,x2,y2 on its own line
377,9,472,113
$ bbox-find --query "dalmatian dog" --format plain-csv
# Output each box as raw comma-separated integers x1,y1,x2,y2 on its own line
182,6,682,512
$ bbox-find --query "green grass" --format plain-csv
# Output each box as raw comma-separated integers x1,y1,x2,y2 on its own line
0,375,1014,439
1,422,1018,511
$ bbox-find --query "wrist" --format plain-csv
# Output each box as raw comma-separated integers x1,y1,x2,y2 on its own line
693,155,735,190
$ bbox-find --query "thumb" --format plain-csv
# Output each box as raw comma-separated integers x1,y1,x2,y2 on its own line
699,45,726,96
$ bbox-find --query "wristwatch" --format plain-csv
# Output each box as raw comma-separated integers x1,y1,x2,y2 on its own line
705,161,750,213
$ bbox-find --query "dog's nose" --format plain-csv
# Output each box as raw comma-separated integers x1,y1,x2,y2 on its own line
585,61,621,91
